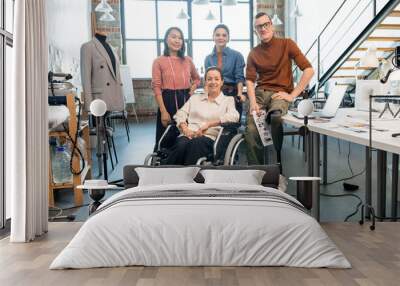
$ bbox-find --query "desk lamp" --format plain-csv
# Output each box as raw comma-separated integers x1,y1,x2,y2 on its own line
380,51,400,135
298,98,314,130
290,99,320,214
90,99,108,180
380,46,400,84
297,98,313,165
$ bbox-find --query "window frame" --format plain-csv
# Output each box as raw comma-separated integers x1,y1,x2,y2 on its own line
0,0,14,230
121,0,253,80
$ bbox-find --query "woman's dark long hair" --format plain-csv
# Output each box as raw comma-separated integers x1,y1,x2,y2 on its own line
213,24,230,40
163,27,186,59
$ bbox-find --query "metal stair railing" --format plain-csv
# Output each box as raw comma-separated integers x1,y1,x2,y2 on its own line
294,0,400,94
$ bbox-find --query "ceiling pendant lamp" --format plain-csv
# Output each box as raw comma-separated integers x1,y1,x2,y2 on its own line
177,8,190,20
193,0,209,5
205,10,217,21
177,0,190,19
95,0,113,13
271,0,283,26
99,11,115,22
221,0,237,6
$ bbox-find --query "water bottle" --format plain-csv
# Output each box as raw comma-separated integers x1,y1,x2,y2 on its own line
51,143,73,184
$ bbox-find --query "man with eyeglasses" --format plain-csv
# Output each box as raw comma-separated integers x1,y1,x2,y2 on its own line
245,12,314,166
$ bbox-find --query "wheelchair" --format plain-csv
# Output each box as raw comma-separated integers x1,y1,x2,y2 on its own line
223,110,304,170
144,122,242,166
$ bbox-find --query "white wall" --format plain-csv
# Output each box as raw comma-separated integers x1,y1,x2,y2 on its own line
295,0,343,53
47,0,91,88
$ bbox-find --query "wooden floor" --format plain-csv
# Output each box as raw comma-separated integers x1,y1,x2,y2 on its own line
0,222,399,286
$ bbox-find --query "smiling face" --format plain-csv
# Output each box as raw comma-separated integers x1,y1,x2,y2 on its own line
213,27,229,49
205,69,224,95
167,29,183,53
254,15,274,43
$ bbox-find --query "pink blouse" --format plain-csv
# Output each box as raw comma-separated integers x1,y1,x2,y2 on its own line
151,56,201,97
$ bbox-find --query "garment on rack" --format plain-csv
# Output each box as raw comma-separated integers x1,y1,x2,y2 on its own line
80,35,125,112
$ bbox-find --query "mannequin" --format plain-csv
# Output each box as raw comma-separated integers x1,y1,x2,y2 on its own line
95,32,116,75
80,31,124,112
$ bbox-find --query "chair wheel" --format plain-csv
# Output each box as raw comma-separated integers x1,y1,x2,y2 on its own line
370,225,375,231
359,220,363,225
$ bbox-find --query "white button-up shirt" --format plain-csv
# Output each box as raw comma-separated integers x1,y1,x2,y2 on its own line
174,92,240,140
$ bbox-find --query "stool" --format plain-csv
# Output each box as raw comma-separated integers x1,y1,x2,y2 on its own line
289,177,321,217
78,181,118,214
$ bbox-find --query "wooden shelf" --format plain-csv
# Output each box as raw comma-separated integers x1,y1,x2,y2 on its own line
51,183,74,190
49,93,92,208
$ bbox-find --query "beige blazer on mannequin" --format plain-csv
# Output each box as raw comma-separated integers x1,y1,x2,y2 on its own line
80,37,125,111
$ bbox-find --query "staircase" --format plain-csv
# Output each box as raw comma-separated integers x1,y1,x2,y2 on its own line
296,0,400,95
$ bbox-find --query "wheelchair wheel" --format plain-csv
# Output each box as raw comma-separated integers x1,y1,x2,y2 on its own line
144,152,159,166
224,133,245,165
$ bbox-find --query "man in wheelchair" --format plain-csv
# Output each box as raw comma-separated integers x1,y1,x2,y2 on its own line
146,67,240,166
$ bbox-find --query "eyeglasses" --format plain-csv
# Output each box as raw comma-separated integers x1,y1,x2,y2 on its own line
255,21,272,31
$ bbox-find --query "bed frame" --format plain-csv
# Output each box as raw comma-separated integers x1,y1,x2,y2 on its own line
123,164,281,189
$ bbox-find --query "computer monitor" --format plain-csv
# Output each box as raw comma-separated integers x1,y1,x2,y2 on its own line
355,80,389,112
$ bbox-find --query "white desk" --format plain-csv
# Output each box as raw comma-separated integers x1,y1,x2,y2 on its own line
283,108,400,221
284,108,400,154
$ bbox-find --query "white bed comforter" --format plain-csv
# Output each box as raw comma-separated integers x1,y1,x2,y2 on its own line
50,183,351,269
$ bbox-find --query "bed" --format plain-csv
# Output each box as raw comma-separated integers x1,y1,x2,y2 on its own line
50,165,350,269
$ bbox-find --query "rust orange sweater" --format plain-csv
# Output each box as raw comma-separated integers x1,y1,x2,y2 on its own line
246,37,312,93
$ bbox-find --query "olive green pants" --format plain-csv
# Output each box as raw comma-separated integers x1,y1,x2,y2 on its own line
244,89,289,165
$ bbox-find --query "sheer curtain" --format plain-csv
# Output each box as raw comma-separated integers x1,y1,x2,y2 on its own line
7,0,48,242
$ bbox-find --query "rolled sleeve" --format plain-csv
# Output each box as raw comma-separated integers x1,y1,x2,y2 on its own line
288,39,312,71
234,52,246,84
220,97,239,124
174,99,191,128
151,58,162,97
245,51,257,83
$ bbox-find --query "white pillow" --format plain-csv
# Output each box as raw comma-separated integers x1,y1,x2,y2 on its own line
200,169,266,185
135,167,200,186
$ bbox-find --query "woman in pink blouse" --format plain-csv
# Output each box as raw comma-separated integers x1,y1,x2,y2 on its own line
152,27,200,148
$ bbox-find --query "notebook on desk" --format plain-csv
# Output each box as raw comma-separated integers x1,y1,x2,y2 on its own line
291,85,348,119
